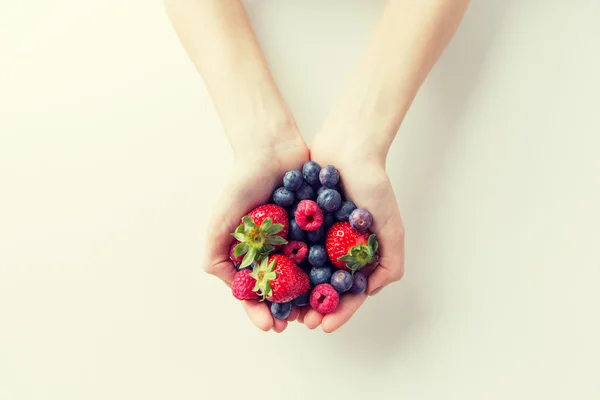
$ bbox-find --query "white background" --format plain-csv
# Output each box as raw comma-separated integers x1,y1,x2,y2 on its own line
1,0,600,399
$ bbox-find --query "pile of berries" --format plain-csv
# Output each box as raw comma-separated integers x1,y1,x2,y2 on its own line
229,161,378,320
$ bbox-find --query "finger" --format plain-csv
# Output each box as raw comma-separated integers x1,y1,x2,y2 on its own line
303,309,324,330
272,318,288,333
367,257,404,296
286,306,300,322
321,293,368,333
297,306,309,324
241,300,274,331
208,260,236,286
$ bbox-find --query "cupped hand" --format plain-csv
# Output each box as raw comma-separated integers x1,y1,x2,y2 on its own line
301,134,405,333
203,132,309,333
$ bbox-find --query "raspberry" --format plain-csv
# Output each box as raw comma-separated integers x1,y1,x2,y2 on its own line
310,283,339,314
281,241,309,264
232,270,259,300
294,200,324,231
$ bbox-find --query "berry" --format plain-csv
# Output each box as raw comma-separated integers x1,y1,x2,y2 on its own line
317,189,342,212
231,205,289,269
272,187,295,207
299,260,312,273
236,263,253,272
281,241,308,264
334,201,356,222
323,213,336,230
296,182,316,201
283,169,303,191
308,244,327,267
319,165,339,188
288,219,306,242
349,208,373,232
317,186,326,197
232,270,260,300
330,269,353,293
325,221,378,272
270,301,293,320
302,161,321,186
229,241,243,265
306,226,325,244
293,291,310,307
309,265,333,286
287,202,299,219
349,271,367,294
294,200,324,231
250,254,310,303
310,284,339,314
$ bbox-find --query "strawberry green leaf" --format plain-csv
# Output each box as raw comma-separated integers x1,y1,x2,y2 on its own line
266,236,288,245
263,223,284,235
235,224,244,234
241,247,257,268
260,217,273,232
233,242,249,258
368,234,379,253
241,216,258,230
231,232,247,242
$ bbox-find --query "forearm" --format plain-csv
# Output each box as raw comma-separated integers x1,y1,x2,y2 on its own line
164,0,297,152
324,0,470,160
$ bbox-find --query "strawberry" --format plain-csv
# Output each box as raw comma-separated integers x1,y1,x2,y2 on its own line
231,204,289,269
325,221,379,272
250,254,310,303
232,269,260,300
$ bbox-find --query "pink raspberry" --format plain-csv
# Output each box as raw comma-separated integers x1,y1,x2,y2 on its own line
281,241,308,264
229,241,243,265
294,200,324,231
310,283,339,314
232,270,259,300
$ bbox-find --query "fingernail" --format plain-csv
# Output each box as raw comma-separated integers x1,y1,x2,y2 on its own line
370,287,384,296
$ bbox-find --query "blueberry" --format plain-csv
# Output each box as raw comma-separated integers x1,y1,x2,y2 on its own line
306,226,325,244
349,271,368,294
299,261,312,273
317,189,342,212
330,270,353,293
308,244,327,267
288,220,306,241
309,266,333,286
270,301,293,320
302,161,321,186
349,208,373,231
296,182,316,201
317,186,327,197
283,170,303,191
319,165,339,188
323,213,336,230
334,201,356,221
293,291,311,307
287,202,300,218
272,187,295,207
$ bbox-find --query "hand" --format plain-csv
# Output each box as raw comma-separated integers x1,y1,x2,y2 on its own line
301,132,405,333
203,129,309,333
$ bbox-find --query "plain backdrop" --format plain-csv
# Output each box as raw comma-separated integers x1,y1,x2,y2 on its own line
1,0,599,399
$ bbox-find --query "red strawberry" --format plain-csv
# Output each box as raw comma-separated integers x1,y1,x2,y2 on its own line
250,254,310,303
231,204,289,269
325,222,379,272
232,269,260,300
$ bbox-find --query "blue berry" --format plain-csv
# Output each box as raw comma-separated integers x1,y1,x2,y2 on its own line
296,182,316,201
308,244,327,267
273,187,295,207
306,226,325,244
287,202,299,218
319,165,339,188
330,269,353,293
317,188,342,212
334,201,356,221
349,208,373,231
317,186,327,197
293,291,310,307
288,220,306,241
302,161,321,186
349,271,367,294
299,261,312,273
283,170,303,191
309,266,333,286
270,301,293,320
323,213,336,230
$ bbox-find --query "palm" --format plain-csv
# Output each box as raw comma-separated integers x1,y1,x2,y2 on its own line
303,140,405,332
204,142,309,333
